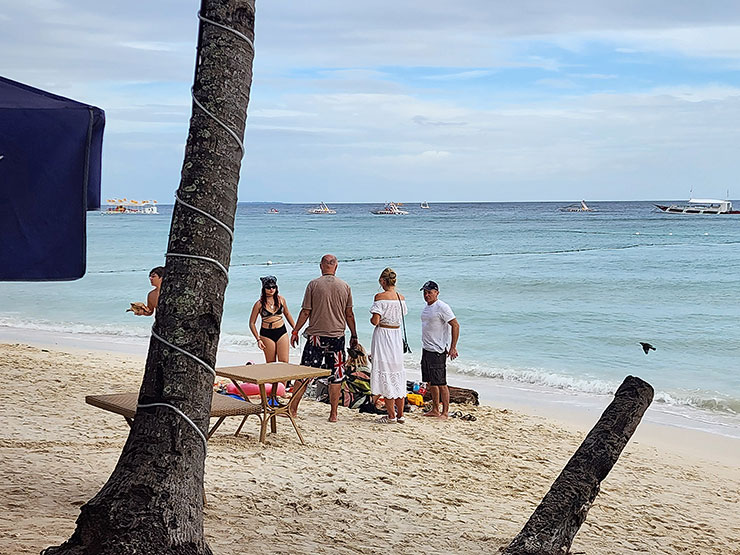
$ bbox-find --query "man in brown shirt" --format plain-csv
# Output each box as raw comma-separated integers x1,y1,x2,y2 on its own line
290,254,358,421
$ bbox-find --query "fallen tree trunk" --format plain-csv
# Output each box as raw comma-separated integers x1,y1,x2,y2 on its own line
422,385,479,405
503,375,653,555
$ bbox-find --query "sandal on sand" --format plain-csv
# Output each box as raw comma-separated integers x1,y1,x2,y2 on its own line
461,413,477,422
396,416,406,424
451,411,463,419
377,415,397,424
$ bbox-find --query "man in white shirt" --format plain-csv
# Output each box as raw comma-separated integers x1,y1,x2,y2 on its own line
420,280,459,419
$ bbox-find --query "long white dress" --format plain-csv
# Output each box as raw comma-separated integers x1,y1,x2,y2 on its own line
370,298,408,399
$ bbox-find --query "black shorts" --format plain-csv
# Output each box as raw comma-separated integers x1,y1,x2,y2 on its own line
421,349,447,386
260,325,287,343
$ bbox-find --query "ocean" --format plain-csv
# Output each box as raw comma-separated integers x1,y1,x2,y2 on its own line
2,201,739,436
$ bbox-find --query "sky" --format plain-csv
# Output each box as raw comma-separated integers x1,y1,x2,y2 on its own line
3,1,740,203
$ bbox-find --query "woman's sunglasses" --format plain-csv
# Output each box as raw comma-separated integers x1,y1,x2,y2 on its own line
264,284,276,290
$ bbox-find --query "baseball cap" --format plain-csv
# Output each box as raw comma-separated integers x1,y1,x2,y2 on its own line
420,280,439,291
260,275,277,287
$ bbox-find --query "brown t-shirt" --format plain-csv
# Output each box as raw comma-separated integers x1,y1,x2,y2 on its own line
302,275,353,338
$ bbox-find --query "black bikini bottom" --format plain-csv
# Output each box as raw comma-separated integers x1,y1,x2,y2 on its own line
260,325,287,342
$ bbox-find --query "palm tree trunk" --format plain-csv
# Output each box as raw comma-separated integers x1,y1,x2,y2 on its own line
43,1,255,553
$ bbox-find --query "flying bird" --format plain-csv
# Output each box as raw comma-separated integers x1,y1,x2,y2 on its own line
639,342,656,355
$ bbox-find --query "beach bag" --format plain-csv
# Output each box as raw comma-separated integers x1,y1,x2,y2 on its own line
398,293,411,354
340,369,372,409
358,397,386,414
315,378,329,403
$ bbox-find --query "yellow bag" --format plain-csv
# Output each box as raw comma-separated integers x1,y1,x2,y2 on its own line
406,393,424,407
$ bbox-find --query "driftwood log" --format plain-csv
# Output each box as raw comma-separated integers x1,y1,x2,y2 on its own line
423,385,479,406
503,375,654,555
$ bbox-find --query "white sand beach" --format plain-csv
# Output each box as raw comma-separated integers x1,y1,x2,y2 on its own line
1,342,739,554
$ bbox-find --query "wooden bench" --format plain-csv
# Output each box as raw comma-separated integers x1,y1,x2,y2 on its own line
85,392,263,439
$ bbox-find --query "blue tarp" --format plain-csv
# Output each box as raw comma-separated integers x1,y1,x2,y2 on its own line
0,76,104,281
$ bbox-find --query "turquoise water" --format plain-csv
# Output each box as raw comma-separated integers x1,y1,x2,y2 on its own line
1,201,739,426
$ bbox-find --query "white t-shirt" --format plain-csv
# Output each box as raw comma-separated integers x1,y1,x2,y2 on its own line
421,300,455,353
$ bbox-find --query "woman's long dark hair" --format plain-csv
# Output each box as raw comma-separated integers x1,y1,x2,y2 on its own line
260,284,280,310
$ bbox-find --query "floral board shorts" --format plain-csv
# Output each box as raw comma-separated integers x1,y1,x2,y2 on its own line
301,334,346,384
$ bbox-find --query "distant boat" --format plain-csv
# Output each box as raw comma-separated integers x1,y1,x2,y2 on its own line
420,201,430,209
101,198,158,215
371,202,409,215
307,201,336,214
559,200,594,212
268,208,279,214
655,198,739,215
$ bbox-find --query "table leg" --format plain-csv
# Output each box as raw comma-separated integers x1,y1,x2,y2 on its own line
230,379,269,443
266,385,278,434
286,413,305,445
258,384,270,442
284,379,312,445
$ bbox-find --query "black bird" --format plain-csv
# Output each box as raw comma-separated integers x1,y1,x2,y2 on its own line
639,342,656,355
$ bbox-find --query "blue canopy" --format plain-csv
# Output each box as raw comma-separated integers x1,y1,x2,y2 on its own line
0,76,104,281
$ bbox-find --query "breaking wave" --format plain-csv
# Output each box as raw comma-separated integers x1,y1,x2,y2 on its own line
452,359,740,417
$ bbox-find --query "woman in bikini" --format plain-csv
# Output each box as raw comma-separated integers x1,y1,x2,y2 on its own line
249,275,296,364
247,276,295,405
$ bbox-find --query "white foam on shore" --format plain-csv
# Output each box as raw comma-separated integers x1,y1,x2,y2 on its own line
450,359,740,419
0,325,262,367
4,318,739,417
2,324,739,439
0,316,151,340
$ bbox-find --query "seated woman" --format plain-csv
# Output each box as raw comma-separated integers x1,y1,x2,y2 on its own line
130,266,164,316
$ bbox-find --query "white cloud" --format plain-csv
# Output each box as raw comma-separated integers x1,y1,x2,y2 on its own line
423,70,496,81
570,73,618,80
251,108,318,119
5,1,740,201
119,41,181,52
535,78,578,89
613,26,740,59
648,84,740,102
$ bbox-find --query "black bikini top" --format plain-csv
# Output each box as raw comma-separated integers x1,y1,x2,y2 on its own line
260,301,283,318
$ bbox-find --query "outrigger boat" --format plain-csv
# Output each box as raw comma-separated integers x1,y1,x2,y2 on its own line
655,198,739,215
559,200,594,212
307,201,336,214
101,199,159,215
371,202,409,215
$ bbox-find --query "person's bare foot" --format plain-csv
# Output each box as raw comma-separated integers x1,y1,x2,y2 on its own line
328,414,338,422
438,413,449,419
424,411,441,417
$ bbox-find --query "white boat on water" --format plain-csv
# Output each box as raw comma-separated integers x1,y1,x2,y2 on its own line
560,200,594,212
655,198,739,215
420,201,430,209
371,202,409,215
101,199,159,215
307,201,336,214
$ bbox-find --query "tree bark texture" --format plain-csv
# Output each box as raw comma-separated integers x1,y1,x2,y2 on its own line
503,375,654,555
43,1,255,554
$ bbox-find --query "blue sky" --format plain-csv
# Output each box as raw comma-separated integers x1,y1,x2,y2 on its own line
3,1,740,202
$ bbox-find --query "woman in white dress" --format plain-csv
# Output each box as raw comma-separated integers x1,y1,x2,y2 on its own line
370,267,408,423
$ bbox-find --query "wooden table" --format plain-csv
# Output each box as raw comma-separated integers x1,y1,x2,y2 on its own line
216,362,330,444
